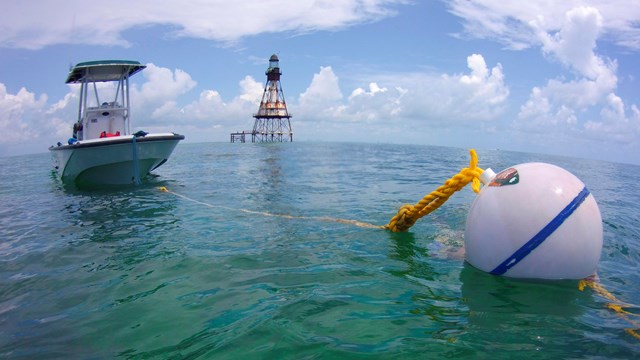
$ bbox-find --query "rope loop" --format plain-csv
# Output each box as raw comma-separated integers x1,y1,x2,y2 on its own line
384,149,485,232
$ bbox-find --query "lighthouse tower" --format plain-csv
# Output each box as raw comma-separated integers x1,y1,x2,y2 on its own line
251,54,293,142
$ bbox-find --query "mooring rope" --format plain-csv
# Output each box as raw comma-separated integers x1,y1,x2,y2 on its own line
383,149,484,232
579,277,640,340
158,187,382,229
159,149,484,232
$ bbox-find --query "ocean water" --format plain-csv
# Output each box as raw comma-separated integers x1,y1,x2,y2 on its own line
1,142,638,359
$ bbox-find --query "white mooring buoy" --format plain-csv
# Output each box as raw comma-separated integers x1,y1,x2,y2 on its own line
465,162,603,280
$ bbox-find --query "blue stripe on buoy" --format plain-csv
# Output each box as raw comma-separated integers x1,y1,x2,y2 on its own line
490,186,591,276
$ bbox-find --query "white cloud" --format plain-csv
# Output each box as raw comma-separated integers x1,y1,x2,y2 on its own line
450,2,640,148
300,66,344,102
447,0,640,51
143,75,263,138
513,6,639,144
460,54,489,84
536,7,615,82
585,93,640,143
0,0,406,49
392,54,509,124
298,66,344,116
181,90,226,121
178,77,262,124
128,64,197,127
0,84,49,145
349,82,388,99
150,101,180,120
133,64,197,106
238,76,264,104
460,54,509,105
345,83,396,122
295,54,508,129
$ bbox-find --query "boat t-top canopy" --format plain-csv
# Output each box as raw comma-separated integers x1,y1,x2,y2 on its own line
65,60,146,84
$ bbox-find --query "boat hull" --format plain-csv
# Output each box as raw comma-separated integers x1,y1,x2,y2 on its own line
49,133,184,187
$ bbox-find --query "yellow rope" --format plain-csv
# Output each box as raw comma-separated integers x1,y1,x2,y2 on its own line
383,149,484,232
579,278,640,340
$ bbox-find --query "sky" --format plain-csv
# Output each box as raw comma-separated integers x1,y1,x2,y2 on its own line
1,0,639,165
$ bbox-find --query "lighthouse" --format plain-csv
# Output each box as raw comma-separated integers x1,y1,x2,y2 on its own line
231,54,293,143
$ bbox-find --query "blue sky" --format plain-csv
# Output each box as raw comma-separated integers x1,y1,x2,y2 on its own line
1,0,639,164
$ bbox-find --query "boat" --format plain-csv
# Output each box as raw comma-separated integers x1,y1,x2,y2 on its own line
49,60,185,187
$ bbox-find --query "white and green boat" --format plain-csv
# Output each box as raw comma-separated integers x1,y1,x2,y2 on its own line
49,60,184,187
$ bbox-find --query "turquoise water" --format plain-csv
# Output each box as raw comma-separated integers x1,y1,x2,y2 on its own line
1,142,638,359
